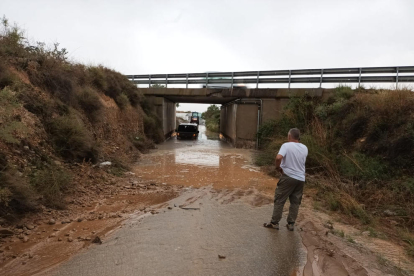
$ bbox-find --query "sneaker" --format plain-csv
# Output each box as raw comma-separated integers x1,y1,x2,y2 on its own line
286,223,294,231
263,222,279,230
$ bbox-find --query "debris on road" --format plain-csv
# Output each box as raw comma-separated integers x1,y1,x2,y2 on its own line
92,236,102,244
0,228,14,237
179,205,200,210
218,254,226,259
99,161,112,167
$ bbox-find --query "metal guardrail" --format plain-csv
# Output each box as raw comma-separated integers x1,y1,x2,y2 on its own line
126,66,414,88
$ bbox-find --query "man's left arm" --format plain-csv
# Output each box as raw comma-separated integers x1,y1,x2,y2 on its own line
275,154,284,174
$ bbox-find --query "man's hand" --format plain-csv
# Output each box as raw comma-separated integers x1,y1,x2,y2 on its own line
276,167,284,174
275,154,284,175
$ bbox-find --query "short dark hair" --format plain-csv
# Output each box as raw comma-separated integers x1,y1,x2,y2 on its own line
288,128,300,140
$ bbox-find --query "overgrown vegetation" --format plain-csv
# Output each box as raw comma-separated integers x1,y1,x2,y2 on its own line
255,86,414,240
76,87,103,121
46,115,98,162
30,165,71,209
202,105,220,132
0,17,160,146
130,134,156,153
0,17,163,221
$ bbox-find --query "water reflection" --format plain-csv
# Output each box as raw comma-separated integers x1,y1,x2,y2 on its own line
138,153,276,191
175,151,220,167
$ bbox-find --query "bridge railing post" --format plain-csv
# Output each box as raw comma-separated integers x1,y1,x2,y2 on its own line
186,74,188,89
206,73,209,88
256,71,259,89
396,66,399,89
231,72,234,89
358,68,362,88
166,74,168,88
288,70,291,89
149,75,151,88
319,69,324,88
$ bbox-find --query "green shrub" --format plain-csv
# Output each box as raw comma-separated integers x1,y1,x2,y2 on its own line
0,121,25,144
334,85,354,99
88,66,107,91
140,97,153,114
0,87,27,144
0,16,26,59
0,164,39,218
339,152,389,182
332,229,345,238
88,66,142,107
143,114,164,143
106,159,130,177
28,65,75,104
130,134,155,153
326,192,340,211
318,188,372,224
116,93,130,109
254,139,281,166
77,87,103,119
202,105,220,132
0,61,17,88
30,165,71,208
0,187,12,206
315,104,328,119
47,115,98,162
257,120,278,145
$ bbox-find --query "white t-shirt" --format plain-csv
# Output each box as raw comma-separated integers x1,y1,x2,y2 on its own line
278,142,308,181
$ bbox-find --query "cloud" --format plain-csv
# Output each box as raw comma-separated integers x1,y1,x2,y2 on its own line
1,0,413,76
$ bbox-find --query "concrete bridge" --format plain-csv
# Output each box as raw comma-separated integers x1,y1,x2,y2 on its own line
130,66,414,148
139,87,330,148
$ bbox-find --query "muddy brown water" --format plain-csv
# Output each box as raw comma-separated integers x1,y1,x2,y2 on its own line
135,125,278,195
42,125,307,276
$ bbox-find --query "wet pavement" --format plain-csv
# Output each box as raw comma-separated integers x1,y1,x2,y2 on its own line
50,189,306,276
135,125,278,195
47,125,307,276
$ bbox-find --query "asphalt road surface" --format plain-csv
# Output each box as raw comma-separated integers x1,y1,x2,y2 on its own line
48,125,307,276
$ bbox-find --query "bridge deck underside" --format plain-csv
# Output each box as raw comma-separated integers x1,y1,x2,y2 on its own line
140,88,326,104
163,96,237,104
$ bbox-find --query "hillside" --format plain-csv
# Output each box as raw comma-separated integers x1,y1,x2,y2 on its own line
0,18,163,223
255,86,414,258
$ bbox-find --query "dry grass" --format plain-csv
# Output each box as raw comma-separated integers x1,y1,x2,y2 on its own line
256,87,414,231
76,87,103,121
47,114,98,162
30,164,71,209
0,17,166,222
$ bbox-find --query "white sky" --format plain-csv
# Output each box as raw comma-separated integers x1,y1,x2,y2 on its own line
2,0,413,113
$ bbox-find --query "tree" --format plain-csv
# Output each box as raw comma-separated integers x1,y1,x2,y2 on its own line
202,105,220,132
150,84,165,88
201,105,219,120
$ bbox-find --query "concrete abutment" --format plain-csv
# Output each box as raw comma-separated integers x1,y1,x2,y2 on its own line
143,88,331,147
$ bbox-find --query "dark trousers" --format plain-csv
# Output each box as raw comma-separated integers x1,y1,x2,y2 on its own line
271,174,304,225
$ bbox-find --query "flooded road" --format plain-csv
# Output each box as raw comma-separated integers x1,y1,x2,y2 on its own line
48,125,307,276
135,125,278,195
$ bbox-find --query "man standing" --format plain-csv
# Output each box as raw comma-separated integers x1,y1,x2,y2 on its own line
264,128,308,231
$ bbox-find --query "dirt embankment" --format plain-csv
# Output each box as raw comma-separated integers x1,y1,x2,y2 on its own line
0,18,166,270
0,167,179,276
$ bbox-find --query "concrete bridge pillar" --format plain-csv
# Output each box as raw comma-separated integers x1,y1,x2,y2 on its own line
220,101,260,148
219,98,292,148
152,96,176,138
